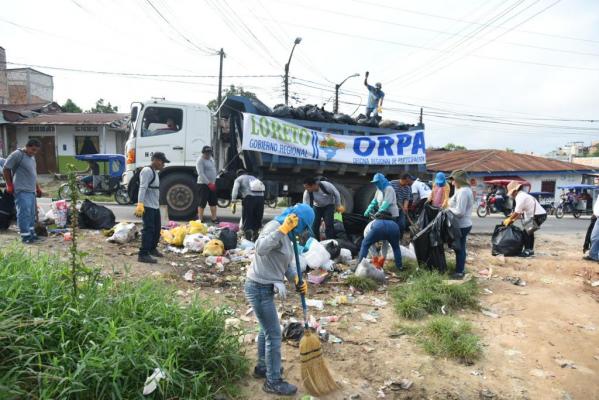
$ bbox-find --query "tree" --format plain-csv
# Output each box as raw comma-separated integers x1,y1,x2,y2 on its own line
87,98,119,113
442,143,467,151
505,148,515,153
61,99,82,113
207,85,257,111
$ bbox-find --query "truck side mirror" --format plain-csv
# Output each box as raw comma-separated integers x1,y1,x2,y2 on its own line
131,106,139,122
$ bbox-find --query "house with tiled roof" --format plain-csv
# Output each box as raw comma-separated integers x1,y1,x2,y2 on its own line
426,149,598,203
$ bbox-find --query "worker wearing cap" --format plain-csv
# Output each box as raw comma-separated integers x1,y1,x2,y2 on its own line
135,152,170,264
364,71,384,118
231,169,265,242
364,173,400,223
196,145,219,224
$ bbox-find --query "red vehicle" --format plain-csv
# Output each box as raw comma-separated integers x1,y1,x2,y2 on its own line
477,179,531,218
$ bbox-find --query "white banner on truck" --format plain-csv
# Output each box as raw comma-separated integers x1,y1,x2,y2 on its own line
242,113,426,165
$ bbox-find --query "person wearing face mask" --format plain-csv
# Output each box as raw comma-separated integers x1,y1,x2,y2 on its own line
364,173,400,228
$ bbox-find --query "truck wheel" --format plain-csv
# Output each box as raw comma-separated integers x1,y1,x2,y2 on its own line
333,183,354,214
354,184,376,216
160,173,199,220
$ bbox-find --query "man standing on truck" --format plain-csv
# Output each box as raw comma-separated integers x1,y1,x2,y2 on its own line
231,169,265,241
135,152,169,264
196,146,219,224
364,71,384,118
3,138,43,244
303,177,344,240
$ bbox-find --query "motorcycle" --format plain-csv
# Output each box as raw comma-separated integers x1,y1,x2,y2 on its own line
476,194,511,218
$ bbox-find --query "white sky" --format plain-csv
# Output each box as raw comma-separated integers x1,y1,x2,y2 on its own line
2,0,598,153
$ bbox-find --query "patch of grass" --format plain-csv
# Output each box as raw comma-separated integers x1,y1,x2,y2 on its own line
392,271,479,319
420,316,482,364
0,246,247,399
345,275,379,291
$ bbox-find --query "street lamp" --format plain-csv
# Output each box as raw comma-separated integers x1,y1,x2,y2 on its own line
284,37,302,106
334,73,360,114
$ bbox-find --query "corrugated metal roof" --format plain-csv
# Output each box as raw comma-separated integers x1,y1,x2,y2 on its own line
0,102,61,114
13,112,129,127
426,149,596,173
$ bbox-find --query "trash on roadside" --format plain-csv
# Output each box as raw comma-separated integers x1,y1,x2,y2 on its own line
78,200,116,230
219,228,238,250
205,256,230,266
355,259,386,283
64,232,72,241
239,238,255,250
142,367,166,396
305,298,324,310
183,233,210,252
504,276,527,286
218,221,239,232
107,222,138,244
187,220,208,235
161,225,187,246
361,312,378,323
166,245,188,254
282,321,305,341
203,239,225,256
328,334,343,344
308,269,329,285
336,248,353,263
481,309,500,319
372,298,388,307
183,270,195,282
304,239,331,269
52,200,68,228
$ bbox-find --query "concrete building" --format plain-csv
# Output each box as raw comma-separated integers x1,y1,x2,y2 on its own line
10,113,129,174
0,47,54,105
427,149,598,204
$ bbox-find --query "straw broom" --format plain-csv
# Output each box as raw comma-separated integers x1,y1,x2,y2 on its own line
291,233,339,396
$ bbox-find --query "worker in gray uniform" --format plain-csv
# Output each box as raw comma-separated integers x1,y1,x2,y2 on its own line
231,169,265,241
135,152,170,264
303,176,345,240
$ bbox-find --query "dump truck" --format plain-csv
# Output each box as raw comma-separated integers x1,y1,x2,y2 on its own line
122,96,426,219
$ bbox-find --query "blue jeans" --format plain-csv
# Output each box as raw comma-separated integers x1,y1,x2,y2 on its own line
589,220,599,260
244,279,282,383
15,191,35,240
455,226,472,274
359,219,402,270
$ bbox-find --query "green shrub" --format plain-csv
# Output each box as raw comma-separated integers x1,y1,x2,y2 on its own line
345,275,379,291
420,316,482,364
0,246,247,399
392,272,478,319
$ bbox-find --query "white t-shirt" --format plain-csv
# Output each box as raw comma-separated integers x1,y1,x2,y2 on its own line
593,195,599,216
411,180,432,199
514,191,546,220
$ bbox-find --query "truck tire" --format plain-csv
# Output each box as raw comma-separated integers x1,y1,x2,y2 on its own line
160,173,199,220
332,183,354,214
353,184,377,216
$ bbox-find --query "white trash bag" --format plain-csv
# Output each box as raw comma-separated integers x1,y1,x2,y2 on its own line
336,248,353,263
355,258,385,284
183,233,211,252
303,239,331,269
107,222,138,244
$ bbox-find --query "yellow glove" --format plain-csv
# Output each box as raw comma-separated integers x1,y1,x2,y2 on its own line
294,275,308,295
502,217,513,226
231,202,237,214
278,214,298,235
134,202,145,217
377,106,382,114
336,205,346,214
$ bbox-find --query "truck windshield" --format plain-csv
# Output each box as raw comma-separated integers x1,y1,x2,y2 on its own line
141,107,183,137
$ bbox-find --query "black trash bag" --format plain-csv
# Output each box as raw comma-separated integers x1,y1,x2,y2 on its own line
272,104,293,118
79,200,115,230
333,221,348,240
321,110,335,122
333,113,354,125
305,106,326,122
282,322,304,341
0,191,16,230
491,224,525,256
336,238,359,256
584,216,596,253
324,240,341,260
219,228,238,250
342,213,370,236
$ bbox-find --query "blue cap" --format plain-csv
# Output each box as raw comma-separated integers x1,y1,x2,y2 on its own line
371,172,386,183
435,172,446,186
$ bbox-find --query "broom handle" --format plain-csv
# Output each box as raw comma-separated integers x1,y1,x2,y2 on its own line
290,233,309,328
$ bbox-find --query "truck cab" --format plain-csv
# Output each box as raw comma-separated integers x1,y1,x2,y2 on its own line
123,99,212,218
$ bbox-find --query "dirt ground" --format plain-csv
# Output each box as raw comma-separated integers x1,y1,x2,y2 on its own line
1,226,598,400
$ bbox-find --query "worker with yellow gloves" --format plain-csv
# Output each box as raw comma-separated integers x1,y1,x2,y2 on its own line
364,70,385,119
231,169,266,242
136,152,169,264
303,176,344,240
244,204,314,396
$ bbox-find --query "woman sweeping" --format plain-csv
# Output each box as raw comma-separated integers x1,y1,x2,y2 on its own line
244,203,314,396
447,170,474,280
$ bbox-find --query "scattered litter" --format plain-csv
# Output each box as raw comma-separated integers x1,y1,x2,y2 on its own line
355,259,386,283
304,239,332,269
529,368,555,378
336,248,353,263
441,305,447,315
239,238,255,250
224,318,241,331
381,379,413,392
51,200,68,228
107,222,138,244
479,388,497,399
470,370,483,376
307,269,329,285
591,281,599,287
183,233,210,252
477,267,493,278
541,278,553,284
205,256,230,266
142,367,166,395
319,315,340,326
161,225,187,246
482,288,494,295
187,220,208,235
372,298,388,307
166,245,188,254
361,312,378,323
305,299,324,310
481,309,500,319
203,240,225,256
183,270,194,282
554,358,576,369
282,322,304,341
504,276,527,286
328,334,343,344
63,232,72,241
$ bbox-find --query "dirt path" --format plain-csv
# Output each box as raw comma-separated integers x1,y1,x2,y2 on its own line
1,228,598,399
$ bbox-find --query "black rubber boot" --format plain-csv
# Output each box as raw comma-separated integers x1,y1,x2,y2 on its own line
150,249,164,258
138,254,157,264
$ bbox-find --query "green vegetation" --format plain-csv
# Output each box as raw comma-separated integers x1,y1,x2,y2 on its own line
61,98,82,113
207,85,257,111
392,272,479,319
87,98,119,113
442,143,467,151
0,247,247,399
420,317,482,364
345,275,379,291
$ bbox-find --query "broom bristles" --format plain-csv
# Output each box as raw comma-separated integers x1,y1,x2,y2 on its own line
299,330,339,396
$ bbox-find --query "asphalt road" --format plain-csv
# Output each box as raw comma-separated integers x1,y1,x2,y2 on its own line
39,199,591,235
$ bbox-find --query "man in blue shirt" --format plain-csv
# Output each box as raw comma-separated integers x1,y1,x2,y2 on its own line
364,71,384,118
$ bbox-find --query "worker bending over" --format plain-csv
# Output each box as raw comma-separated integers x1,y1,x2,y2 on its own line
244,204,314,396
231,169,265,241
364,173,400,226
359,211,403,271
303,177,344,240
135,152,170,264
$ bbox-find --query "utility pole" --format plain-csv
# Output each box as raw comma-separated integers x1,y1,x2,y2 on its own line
215,48,225,159
419,107,423,125
284,37,302,106
334,73,359,114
